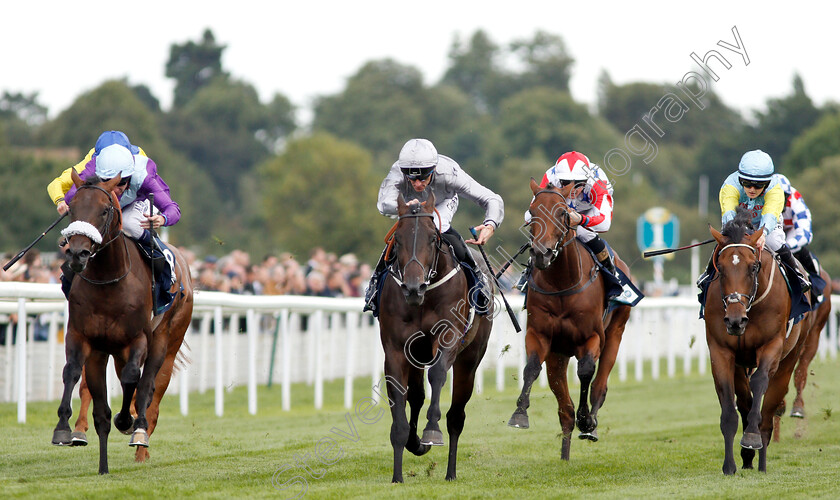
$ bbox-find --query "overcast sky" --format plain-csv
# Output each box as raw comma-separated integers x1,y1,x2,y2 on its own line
2,1,837,125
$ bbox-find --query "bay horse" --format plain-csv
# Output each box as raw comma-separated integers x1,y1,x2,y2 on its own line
703,209,812,474
378,193,492,482
508,179,632,461
51,171,193,474
773,266,831,440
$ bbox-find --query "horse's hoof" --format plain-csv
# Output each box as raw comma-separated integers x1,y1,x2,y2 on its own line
129,428,149,448
52,429,72,446
578,429,599,442
70,431,88,446
740,432,763,450
508,412,530,429
420,429,444,446
790,407,806,419
114,412,135,435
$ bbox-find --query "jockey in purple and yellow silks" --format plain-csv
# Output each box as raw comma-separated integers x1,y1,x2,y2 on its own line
697,149,810,292
60,144,180,311
46,130,146,215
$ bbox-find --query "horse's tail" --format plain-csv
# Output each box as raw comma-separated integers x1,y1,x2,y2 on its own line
173,339,192,374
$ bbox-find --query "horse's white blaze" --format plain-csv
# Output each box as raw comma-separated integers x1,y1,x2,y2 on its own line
732,254,740,266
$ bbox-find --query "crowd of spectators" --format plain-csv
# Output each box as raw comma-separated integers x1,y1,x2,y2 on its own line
1,245,373,299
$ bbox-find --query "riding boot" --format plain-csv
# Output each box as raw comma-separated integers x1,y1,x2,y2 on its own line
584,235,618,278
59,260,74,299
794,246,819,276
778,245,811,292
515,257,532,292
696,257,715,289
363,248,388,313
442,228,476,268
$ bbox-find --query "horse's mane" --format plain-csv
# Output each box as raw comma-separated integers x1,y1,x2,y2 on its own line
83,175,104,187
721,207,755,243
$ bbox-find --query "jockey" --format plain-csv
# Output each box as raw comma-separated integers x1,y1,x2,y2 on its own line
775,173,819,276
517,151,617,289
696,149,810,292
364,138,505,314
47,130,146,216
62,144,180,312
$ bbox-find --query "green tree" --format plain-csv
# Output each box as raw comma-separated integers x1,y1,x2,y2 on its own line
258,133,391,263
166,28,228,108
441,30,513,114
164,78,295,203
789,155,840,275
0,91,48,146
783,111,840,172
509,30,574,94
752,74,821,168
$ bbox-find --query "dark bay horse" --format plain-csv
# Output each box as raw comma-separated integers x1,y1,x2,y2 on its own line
51,172,193,473
704,211,812,474
508,179,631,461
378,193,493,482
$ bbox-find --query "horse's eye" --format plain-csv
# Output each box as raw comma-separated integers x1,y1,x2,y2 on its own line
102,208,109,217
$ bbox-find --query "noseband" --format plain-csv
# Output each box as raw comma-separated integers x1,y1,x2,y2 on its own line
61,184,131,285
717,243,761,312
530,189,574,261
389,212,440,288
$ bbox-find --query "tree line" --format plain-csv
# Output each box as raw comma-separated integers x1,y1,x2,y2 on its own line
2,28,840,283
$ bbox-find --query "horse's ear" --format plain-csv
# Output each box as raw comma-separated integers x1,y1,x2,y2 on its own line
748,227,764,247
710,224,725,246
71,169,84,188
396,193,407,216
530,177,540,195
425,191,436,212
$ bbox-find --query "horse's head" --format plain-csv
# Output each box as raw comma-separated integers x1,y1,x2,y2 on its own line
62,170,123,273
392,192,440,306
528,178,575,270
710,213,764,336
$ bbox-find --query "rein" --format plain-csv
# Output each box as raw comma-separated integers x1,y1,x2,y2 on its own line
717,243,765,313
388,211,444,289
527,188,598,296
65,184,132,286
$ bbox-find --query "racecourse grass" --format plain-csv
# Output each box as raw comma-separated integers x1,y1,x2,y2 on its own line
2,359,840,499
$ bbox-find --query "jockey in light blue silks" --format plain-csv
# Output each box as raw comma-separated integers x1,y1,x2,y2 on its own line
697,149,811,292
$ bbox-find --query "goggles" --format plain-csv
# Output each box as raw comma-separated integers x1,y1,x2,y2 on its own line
739,178,769,190
402,167,435,181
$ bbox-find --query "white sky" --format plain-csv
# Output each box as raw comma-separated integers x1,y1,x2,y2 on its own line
2,1,837,124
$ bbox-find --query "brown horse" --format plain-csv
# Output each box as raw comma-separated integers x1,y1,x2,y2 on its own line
378,193,492,482
51,172,193,474
773,267,831,440
508,179,632,460
704,211,812,474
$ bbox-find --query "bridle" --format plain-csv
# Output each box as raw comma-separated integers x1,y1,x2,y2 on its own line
716,243,762,312
65,184,132,285
529,189,575,263
388,211,459,291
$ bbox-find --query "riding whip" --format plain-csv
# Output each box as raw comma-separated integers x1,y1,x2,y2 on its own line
470,227,522,333
3,212,68,271
494,241,531,280
148,193,157,314
643,238,715,258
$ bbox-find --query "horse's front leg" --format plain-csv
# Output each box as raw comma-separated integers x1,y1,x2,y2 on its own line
545,352,574,460
405,367,431,457
575,334,601,437
741,344,782,451
114,336,147,436
588,306,630,433
53,334,90,446
421,350,449,446
383,355,410,483
709,344,739,475
70,367,91,446
508,328,550,429
84,352,112,474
